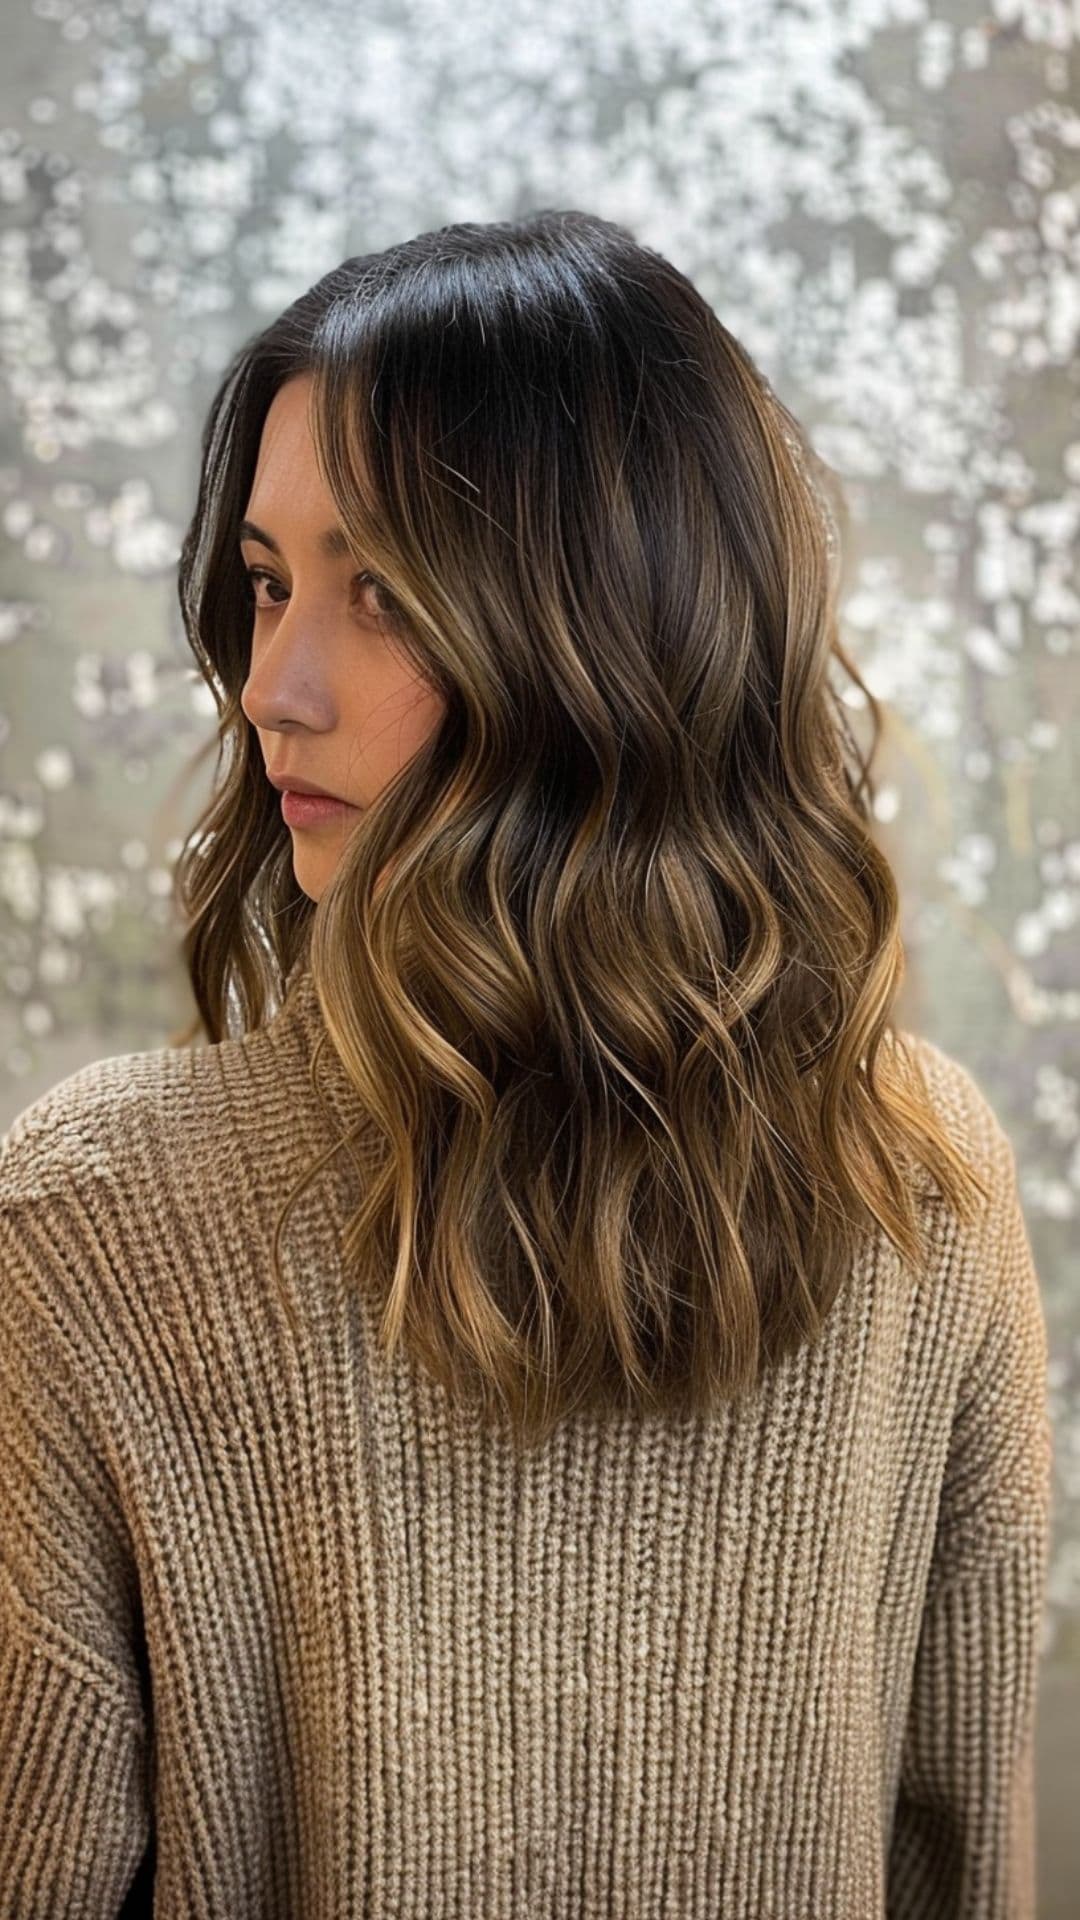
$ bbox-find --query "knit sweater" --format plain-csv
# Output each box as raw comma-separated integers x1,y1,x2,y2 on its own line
0,958,1054,1920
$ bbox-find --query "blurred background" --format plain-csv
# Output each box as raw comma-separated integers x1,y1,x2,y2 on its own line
1,0,1077,1904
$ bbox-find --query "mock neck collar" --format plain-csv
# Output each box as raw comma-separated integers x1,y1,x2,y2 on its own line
264,953,372,1140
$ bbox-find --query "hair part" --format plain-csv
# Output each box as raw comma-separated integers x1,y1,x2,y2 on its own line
166,208,990,1455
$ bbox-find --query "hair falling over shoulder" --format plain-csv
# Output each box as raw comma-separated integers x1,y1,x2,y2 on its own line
163,209,991,1455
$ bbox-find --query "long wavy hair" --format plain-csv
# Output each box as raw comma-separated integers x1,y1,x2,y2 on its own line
166,208,990,1454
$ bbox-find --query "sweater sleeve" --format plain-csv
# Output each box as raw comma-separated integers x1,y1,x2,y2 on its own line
0,1192,152,1918
886,1121,1054,1920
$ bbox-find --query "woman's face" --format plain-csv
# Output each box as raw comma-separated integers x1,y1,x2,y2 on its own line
239,372,446,903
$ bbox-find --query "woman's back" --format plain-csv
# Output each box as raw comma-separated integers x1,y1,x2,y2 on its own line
0,965,1052,1917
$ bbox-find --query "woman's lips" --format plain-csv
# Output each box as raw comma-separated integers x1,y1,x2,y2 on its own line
281,790,361,829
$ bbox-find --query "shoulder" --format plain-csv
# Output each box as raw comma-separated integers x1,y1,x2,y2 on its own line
0,1038,228,1215
0,1038,254,1391
891,1026,1019,1194
0,1006,321,1281
890,1029,1034,1348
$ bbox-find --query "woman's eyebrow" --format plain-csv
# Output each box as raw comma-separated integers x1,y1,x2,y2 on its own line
238,518,352,561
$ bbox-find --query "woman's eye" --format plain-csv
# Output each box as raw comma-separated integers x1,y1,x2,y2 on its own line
244,568,288,609
243,567,394,620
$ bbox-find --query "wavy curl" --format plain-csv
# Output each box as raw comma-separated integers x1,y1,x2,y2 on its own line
166,209,990,1455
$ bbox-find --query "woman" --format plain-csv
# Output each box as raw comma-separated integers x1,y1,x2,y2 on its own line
0,209,1053,1917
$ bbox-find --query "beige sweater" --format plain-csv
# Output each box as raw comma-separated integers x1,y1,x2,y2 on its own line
0,960,1054,1918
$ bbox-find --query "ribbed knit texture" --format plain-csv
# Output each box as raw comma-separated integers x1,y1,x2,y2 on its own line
0,960,1054,1919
